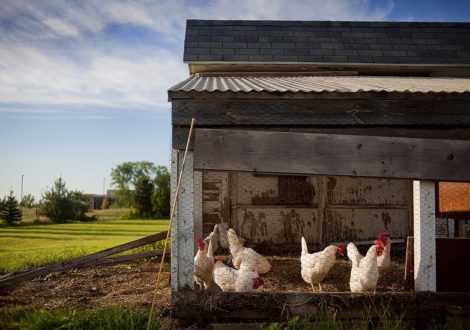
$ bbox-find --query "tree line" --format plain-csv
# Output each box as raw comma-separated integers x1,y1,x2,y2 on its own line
110,161,170,219
0,161,170,225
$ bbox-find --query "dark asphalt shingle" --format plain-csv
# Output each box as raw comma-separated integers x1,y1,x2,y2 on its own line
184,20,470,64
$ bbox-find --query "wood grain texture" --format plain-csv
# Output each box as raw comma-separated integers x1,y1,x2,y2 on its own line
194,128,470,181
172,98,470,126
173,127,470,150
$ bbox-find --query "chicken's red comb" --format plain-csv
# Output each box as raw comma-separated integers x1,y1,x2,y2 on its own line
253,277,265,289
196,238,204,250
337,244,345,252
270,263,278,273
374,239,385,249
378,232,390,241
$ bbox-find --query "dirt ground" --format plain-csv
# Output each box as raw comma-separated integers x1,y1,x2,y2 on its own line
0,255,408,315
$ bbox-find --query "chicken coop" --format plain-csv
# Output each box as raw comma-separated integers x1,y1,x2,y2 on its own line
168,20,470,322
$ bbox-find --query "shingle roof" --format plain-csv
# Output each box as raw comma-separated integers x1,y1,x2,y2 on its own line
170,75,470,94
184,20,470,65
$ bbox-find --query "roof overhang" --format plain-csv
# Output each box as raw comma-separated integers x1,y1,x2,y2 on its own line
169,75,470,101
186,61,470,77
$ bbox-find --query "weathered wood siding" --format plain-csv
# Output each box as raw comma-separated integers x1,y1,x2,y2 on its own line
202,171,230,235
202,170,412,246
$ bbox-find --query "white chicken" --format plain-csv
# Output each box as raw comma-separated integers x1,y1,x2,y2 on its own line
203,224,219,256
300,237,345,292
193,238,214,290
213,257,264,292
377,232,391,271
347,239,385,293
217,222,230,250
227,228,275,275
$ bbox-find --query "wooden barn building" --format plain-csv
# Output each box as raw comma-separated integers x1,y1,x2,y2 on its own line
168,20,470,322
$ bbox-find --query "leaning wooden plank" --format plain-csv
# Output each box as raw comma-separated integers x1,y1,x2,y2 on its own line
0,230,167,289
404,236,414,289
80,249,169,268
194,128,470,182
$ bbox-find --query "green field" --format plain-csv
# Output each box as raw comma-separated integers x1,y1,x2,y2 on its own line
0,218,169,274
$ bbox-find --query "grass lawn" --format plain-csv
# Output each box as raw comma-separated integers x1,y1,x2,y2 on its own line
0,218,169,274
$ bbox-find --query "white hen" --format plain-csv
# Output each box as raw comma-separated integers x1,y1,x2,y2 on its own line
227,228,275,275
193,238,214,290
300,237,345,292
213,257,264,292
217,222,230,250
204,224,219,256
376,232,391,271
347,240,385,293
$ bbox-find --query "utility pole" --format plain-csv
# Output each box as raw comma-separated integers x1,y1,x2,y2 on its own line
20,174,24,203
103,178,106,196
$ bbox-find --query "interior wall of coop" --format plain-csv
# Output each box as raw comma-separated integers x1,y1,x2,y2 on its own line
201,171,413,248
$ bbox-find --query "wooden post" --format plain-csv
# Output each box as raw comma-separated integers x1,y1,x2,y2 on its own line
170,150,195,291
413,180,437,292
404,236,414,289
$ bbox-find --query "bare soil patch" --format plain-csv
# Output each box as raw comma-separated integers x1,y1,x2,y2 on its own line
0,255,407,315
0,261,171,313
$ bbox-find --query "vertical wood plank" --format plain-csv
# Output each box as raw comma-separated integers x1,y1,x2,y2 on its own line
413,180,437,292
404,236,414,289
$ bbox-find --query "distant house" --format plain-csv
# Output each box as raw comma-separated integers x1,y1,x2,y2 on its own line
168,20,470,314
84,190,117,210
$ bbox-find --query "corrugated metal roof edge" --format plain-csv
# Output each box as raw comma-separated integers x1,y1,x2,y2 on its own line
169,75,470,94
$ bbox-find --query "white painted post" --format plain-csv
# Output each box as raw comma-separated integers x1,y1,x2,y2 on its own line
170,150,195,291
193,170,203,241
413,180,436,292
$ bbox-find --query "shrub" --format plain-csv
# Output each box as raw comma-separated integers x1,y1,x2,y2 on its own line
39,178,89,223
0,191,22,225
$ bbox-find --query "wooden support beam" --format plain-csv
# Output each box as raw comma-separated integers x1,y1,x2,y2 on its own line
170,150,195,291
172,98,470,126
413,181,437,292
173,126,470,150
0,231,167,289
194,129,470,182
172,291,470,323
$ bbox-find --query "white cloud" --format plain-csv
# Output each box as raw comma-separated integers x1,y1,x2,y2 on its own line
0,44,187,111
0,0,396,116
43,18,80,37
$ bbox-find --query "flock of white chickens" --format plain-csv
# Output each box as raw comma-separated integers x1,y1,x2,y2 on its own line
194,224,391,293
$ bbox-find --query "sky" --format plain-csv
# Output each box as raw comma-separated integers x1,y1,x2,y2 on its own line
1,0,469,201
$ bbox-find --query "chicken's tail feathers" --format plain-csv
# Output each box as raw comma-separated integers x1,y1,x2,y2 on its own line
347,242,361,266
207,238,214,258
227,228,242,254
301,236,309,255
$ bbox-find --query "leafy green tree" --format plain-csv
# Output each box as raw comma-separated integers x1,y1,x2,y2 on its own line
134,176,154,216
40,178,89,223
20,194,35,208
1,191,22,224
152,166,170,218
110,161,157,207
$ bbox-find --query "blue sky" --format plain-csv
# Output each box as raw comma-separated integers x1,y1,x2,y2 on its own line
1,0,469,200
